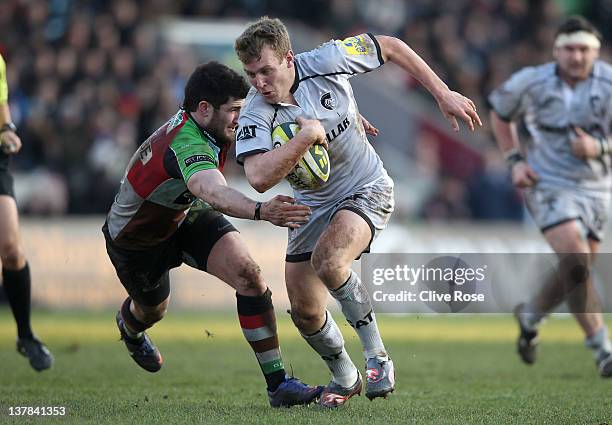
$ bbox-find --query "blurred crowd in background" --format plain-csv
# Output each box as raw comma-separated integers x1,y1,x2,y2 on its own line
1,0,609,220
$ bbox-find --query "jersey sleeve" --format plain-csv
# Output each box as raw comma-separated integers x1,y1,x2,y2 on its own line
169,126,218,184
297,34,384,79
235,106,274,166
0,54,8,105
334,33,384,74
488,67,538,121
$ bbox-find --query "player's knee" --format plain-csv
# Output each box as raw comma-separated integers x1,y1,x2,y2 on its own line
0,240,24,268
139,306,167,325
559,253,590,288
311,254,344,286
290,307,324,332
234,260,265,295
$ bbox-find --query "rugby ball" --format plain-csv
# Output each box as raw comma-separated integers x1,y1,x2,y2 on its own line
271,122,330,189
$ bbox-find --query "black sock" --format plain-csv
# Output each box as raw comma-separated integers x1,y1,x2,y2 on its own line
2,263,33,339
120,297,149,339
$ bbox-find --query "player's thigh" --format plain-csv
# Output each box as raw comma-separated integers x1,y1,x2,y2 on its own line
0,194,24,262
285,261,329,320
312,209,372,269
588,238,601,261
543,220,589,254
206,231,266,295
544,220,591,283
103,228,173,307
178,206,237,272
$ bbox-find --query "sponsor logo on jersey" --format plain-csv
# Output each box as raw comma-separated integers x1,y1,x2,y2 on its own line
341,35,369,55
325,116,351,143
320,91,337,110
184,154,215,167
236,125,257,141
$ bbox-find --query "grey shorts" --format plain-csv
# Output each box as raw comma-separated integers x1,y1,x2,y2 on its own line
524,185,609,241
286,176,395,262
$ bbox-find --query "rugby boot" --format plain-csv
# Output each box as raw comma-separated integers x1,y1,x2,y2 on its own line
116,311,162,372
318,373,362,408
268,376,324,407
17,336,53,371
365,357,395,400
514,304,539,365
596,351,612,378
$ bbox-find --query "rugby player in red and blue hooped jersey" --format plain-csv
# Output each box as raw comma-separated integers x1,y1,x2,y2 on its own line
103,61,324,407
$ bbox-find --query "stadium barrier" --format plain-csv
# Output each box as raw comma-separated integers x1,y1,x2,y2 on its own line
14,217,612,311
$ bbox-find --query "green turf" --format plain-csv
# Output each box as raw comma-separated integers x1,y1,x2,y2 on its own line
0,309,610,424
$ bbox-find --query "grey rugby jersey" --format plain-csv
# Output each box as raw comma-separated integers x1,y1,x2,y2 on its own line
488,61,612,194
235,33,389,206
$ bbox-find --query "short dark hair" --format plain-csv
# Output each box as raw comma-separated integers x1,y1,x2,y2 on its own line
556,15,602,40
182,61,249,112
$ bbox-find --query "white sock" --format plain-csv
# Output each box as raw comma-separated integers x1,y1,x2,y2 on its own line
520,302,545,331
301,311,358,387
330,271,388,360
585,326,612,360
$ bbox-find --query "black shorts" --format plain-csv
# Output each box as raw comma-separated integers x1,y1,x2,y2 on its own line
103,207,238,306
0,167,15,198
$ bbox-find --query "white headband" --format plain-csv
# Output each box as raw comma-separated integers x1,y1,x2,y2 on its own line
554,31,601,49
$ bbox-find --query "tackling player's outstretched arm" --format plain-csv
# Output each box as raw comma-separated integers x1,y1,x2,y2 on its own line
243,116,327,193
187,168,311,228
374,35,482,132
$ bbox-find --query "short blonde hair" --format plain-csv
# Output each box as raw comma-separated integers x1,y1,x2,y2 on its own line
235,16,291,63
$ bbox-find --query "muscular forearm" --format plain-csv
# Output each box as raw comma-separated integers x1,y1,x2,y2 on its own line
198,184,256,220
376,35,449,99
187,170,257,220
244,133,313,192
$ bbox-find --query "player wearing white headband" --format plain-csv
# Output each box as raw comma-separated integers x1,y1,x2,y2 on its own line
489,16,612,377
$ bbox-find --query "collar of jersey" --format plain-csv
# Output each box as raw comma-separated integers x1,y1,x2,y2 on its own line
289,58,300,94
186,111,223,148
554,62,596,81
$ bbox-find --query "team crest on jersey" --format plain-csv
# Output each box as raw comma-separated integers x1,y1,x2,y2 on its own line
236,125,257,141
341,35,369,55
320,91,337,110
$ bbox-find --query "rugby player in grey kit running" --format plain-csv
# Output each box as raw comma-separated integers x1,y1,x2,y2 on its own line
489,16,612,377
234,17,481,407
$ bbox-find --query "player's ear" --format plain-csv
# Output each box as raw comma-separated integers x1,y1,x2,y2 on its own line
197,100,211,117
285,50,295,69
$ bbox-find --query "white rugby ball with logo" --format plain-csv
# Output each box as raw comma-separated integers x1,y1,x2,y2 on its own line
271,122,330,190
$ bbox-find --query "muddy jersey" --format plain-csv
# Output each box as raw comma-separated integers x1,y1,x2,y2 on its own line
235,33,390,206
106,110,227,249
488,61,612,195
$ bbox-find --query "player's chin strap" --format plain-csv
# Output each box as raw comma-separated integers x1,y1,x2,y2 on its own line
554,31,601,49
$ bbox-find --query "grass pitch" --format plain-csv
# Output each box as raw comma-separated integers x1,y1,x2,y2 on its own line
0,310,610,424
